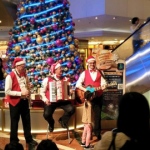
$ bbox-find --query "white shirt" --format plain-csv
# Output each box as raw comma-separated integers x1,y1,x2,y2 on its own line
130,23,141,40
5,70,27,97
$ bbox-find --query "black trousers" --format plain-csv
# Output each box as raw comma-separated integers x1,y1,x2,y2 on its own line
91,95,103,136
9,99,33,143
132,39,143,53
43,100,75,126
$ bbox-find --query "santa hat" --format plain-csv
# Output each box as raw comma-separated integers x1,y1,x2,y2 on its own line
13,57,26,68
86,56,96,63
50,62,61,74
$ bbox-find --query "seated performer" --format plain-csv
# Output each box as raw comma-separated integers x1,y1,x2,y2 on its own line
40,62,75,132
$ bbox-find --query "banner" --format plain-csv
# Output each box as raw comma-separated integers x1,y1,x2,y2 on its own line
92,48,125,120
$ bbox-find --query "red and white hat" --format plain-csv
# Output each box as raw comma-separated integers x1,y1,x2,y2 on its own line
13,57,26,68
50,62,61,74
86,56,96,63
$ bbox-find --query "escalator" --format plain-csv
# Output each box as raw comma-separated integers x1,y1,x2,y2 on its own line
112,19,150,94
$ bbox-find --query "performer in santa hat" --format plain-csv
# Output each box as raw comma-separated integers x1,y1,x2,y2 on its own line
5,57,38,148
76,56,107,148
40,62,75,132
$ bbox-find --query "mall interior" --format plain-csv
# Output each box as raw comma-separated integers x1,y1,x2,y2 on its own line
0,0,150,149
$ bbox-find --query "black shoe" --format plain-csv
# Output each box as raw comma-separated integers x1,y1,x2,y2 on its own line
27,140,38,146
58,118,68,128
49,124,54,132
49,120,55,132
80,142,85,147
84,145,94,149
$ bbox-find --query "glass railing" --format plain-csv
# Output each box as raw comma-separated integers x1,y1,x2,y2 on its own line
112,19,150,60
112,19,150,94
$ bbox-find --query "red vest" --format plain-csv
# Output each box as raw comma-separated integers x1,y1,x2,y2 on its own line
84,70,103,96
6,71,21,106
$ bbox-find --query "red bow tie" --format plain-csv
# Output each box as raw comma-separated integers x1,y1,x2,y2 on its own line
90,70,96,73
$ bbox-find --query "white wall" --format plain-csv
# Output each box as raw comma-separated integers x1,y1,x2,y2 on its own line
69,0,150,20
105,0,150,20
69,0,105,19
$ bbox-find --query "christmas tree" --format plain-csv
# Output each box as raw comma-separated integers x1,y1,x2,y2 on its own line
6,0,82,93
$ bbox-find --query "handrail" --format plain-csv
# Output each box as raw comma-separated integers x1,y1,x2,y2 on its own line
111,18,150,53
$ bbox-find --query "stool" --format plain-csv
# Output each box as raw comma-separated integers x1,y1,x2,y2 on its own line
46,124,71,144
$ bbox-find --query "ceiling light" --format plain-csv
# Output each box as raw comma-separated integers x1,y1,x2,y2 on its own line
113,17,116,19
129,19,131,22
77,19,80,22
95,17,98,19
0,20,1,23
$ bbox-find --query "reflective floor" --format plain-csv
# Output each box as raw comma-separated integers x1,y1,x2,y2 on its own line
0,129,108,150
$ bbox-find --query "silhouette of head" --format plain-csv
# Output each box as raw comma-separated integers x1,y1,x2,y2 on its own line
4,143,24,150
131,17,139,25
84,90,94,101
36,139,59,150
117,92,150,140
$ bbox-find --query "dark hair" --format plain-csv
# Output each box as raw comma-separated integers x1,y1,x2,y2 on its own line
84,90,94,101
36,139,59,150
84,90,94,108
131,17,139,24
117,92,150,148
4,143,24,150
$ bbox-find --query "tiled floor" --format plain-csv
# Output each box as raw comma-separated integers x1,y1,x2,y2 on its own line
0,129,106,150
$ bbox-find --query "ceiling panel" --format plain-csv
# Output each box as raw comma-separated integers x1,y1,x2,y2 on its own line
0,0,145,44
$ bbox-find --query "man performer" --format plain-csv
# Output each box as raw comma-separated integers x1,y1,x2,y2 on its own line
40,62,75,132
5,57,38,147
76,56,107,140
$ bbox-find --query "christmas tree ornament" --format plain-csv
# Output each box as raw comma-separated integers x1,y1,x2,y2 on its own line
56,39,63,47
44,37,49,43
36,35,43,44
25,36,31,44
69,44,75,51
68,35,72,42
52,18,57,23
46,57,54,66
18,36,23,41
20,7,26,14
30,18,35,24
74,39,79,45
74,74,79,80
14,45,21,52
67,61,72,68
